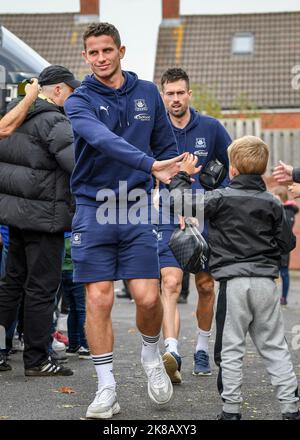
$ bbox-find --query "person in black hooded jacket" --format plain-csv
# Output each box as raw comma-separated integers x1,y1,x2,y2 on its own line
0,65,80,376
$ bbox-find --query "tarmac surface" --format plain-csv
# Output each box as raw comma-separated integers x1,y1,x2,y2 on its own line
0,274,300,421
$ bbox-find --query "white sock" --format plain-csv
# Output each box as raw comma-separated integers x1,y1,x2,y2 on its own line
196,328,211,353
164,337,179,355
92,352,116,391
141,333,160,363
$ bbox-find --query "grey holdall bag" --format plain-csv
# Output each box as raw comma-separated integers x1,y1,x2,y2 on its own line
168,222,209,274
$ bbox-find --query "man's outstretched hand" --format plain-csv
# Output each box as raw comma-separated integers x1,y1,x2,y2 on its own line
152,153,187,184
272,160,293,183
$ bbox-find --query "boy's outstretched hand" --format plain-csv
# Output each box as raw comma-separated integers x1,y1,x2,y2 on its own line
152,152,188,184
180,154,201,176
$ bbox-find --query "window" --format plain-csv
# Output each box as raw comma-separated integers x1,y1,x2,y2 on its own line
232,32,254,55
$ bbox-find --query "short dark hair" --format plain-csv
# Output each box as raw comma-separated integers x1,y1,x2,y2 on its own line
83,22,121,49
161,68,190,90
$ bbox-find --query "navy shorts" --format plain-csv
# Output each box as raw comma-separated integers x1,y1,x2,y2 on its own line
71,205,160,283
158,222,210,272
158,224,181,270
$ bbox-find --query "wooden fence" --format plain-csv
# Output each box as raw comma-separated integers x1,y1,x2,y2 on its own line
221,118,300,174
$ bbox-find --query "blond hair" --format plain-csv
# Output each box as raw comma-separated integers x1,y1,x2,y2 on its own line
272,185,288,203
228,135,269,175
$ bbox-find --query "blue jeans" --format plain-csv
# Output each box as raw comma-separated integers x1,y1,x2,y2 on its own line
280,266,289,300
62,271,87,349
0,245,18,353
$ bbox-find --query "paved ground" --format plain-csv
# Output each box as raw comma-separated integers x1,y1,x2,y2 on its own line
0,274,299,421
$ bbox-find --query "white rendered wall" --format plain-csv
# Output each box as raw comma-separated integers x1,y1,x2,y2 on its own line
100,0,162,81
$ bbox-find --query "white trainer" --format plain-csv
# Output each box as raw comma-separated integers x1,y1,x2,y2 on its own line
141,355,173,405
86,386,120,419
52,337,66,352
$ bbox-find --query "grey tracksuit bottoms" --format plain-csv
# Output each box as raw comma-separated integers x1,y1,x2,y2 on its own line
214,277,299,414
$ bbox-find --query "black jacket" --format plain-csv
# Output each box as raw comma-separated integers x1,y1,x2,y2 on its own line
280,202,299,267
292,167,300,183
0,97,75,233
169,172,296,280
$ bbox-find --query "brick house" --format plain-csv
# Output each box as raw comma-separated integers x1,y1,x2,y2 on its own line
0,0,100,81
156,1,300,268
1,0,300,267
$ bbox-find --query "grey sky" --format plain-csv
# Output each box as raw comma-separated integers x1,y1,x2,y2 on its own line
0,0,299,14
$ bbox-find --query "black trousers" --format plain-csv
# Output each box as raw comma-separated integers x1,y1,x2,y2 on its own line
0,227,64,368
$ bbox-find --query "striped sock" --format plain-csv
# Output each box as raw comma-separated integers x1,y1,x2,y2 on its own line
92,352,116,391
141,333,160,363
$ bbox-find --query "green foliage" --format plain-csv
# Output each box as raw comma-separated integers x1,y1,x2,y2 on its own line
190,83,222,118
191,84,258,118
232,93,259,118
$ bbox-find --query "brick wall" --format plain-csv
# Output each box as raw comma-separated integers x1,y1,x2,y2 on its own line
224,112,300,130
80,0,99,15
265,176,300,269
162,0,180,19
262,112,300,129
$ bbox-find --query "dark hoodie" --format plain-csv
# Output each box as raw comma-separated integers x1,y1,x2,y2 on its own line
0,97,75,232
64,71,178,205
170,108,231,190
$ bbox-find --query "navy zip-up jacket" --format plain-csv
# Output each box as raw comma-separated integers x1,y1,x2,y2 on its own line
64,71,178,205
171,108,231,190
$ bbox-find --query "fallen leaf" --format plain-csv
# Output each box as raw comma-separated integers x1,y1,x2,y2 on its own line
58,386,75,394
62,404,76,408
128,328,136,333
0,416,9,420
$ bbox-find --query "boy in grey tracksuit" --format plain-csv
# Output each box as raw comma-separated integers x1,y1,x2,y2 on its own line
169,135,299,420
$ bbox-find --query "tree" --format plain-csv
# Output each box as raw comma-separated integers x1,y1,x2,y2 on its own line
191,83,222,118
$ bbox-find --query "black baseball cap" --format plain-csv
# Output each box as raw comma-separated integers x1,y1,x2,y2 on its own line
38,65,81,89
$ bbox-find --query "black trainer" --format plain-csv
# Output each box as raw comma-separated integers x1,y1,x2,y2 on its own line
217,411,242,420
0,352,12,371
66,345,80,356
25,357,73,376
282,411,300,420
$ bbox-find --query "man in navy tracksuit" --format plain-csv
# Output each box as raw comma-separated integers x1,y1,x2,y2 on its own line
64,23,183,419
159,68,231,384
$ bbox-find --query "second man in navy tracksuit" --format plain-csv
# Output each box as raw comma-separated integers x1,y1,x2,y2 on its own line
159,68,231,383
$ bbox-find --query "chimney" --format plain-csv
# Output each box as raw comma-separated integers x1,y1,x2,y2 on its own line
80,0,99,15
162,0,179,19
75,0,100,24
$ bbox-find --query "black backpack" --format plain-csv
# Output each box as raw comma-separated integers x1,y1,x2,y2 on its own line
169,223,209,274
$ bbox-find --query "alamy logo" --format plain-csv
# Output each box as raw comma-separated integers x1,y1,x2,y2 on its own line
134,99,148,111
100,105,110,115
195,138,206,149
